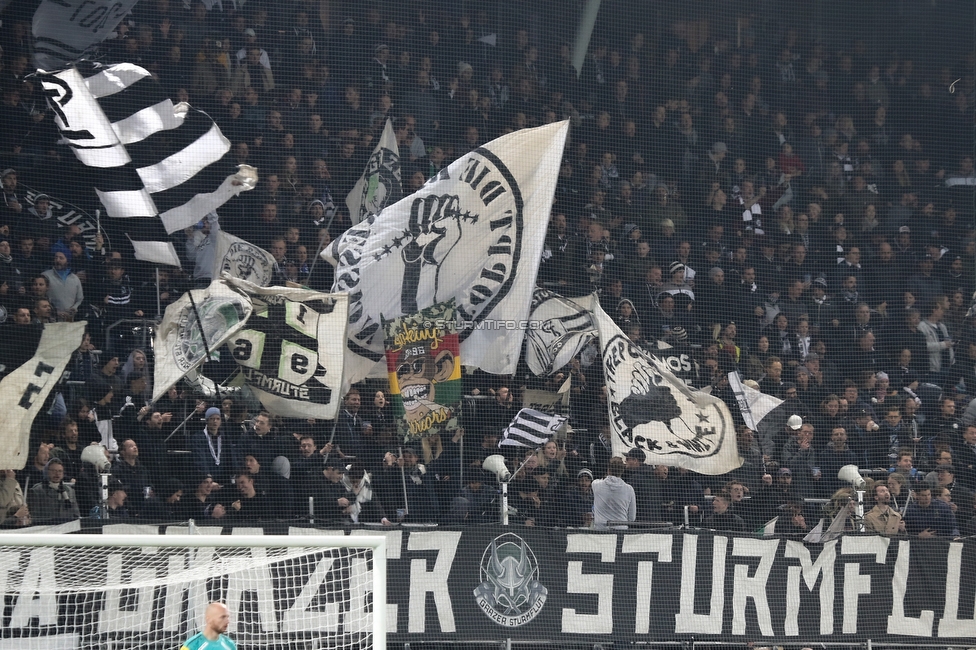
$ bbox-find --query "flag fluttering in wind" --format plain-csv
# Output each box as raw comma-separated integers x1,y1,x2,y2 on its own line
592,302,740,474
324,120,570,389
500,408,568,449
346,118,401,225
38,62,256,256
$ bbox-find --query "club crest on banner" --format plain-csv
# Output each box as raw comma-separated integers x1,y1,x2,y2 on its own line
220,241,274,285
524,289,596,376
172,295,249,372
357,146,400,221
603,332,729,461
473,533,547,627
383,300,461,440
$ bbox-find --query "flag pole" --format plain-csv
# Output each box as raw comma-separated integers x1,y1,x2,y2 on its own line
321,417,340,463
398,445,409,517
305,211,339,285
155,267,161,319
186,288,223,403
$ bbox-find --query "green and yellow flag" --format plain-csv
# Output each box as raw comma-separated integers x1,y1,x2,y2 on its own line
383,300,462,441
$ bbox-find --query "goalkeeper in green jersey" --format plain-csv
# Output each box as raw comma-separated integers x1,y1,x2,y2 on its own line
180,602,237,650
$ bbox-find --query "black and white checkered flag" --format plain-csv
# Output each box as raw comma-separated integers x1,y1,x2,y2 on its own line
499,408,567,448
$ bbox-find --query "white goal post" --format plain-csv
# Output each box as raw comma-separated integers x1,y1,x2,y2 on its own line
0,533,387,650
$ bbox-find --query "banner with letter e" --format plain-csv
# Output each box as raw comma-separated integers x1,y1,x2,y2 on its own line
225,278,348,420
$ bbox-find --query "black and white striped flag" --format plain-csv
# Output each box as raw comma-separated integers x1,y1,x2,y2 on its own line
37,63,256,251
499,408,567,448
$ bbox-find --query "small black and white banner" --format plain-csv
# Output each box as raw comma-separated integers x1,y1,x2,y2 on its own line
500,408,567,448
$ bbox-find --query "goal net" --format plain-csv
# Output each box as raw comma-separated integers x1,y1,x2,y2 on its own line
0,533,386,650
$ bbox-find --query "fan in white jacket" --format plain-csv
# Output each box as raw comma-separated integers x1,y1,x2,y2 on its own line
591,458,637,529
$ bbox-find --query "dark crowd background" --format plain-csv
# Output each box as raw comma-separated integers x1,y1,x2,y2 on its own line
0,0,973,538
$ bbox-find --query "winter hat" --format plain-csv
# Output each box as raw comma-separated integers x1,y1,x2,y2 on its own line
51,241,72,263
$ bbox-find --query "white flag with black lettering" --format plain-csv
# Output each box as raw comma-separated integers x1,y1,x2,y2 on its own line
346,118,401,225
324,120,570,388
225,277,348,419
31,0,141,69
500,408,567,448
728,370,784,430
593,302,740,474
152,280,253,403
0,322,86,469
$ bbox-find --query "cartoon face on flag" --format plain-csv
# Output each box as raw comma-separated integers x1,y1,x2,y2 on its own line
383,300,462,441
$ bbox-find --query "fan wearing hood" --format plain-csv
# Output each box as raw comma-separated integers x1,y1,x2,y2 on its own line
614,298,641,331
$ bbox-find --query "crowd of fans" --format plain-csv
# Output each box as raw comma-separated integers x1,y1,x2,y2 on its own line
0,1,973,536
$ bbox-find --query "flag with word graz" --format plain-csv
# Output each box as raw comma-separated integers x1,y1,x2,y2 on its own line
324,120,570,391
383,300,462,441
0,322,86,469
225,277,348,420
592,302,740,474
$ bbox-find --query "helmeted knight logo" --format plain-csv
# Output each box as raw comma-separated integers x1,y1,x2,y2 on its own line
172,296,248,371
329,146,523,358
221,241,274,286
473,533,547,627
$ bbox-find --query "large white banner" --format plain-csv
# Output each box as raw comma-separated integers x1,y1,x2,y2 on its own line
0,322,86,469
152,280,252,403
324,121,570,387
592,303,740,474
346,118,402,225
225,278,348,419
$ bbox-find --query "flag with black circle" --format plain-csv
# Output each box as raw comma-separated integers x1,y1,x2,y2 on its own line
593,302,740,474
323,121,570,391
